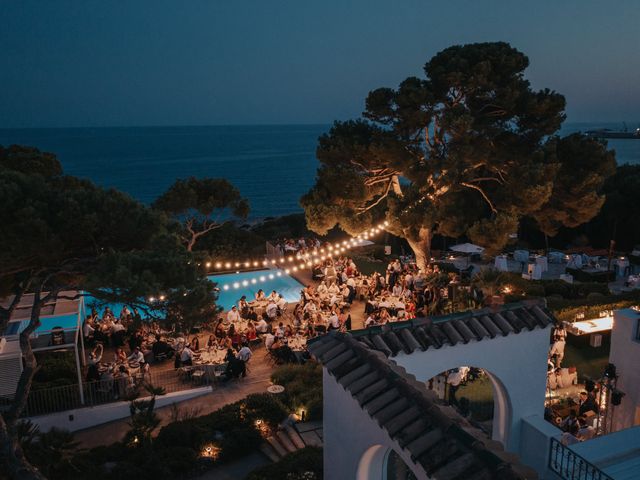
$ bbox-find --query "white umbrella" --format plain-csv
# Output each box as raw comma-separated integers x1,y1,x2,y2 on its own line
449,243,484,254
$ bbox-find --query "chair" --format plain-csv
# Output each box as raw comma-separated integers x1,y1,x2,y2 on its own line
49,327,65,346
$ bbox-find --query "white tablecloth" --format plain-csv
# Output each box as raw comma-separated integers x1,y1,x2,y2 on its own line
494,255,508,272
514,250,530,263
534,256,548,273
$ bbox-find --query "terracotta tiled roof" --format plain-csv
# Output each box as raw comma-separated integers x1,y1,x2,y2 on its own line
308,302,552,480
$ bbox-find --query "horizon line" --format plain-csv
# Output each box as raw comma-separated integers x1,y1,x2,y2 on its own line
1,119,639,130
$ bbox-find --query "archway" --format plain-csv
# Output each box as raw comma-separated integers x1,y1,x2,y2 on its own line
357,445,420,480
426,366,511,445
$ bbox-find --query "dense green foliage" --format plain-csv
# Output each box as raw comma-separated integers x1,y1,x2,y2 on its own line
0,145,217,479
245,447,323,480
301,42,615,268
271,362,324,421
153,177,249,251
32,352,78,390
28,393,288,480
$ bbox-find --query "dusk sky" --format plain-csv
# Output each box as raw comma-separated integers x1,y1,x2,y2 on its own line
1,0,639,128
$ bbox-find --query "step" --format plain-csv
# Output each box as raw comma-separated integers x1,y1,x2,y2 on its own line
266,435,288,458
276,429,297,453
285,424,306,449
299,430,323,447
295,420,323,433
259,443,281,463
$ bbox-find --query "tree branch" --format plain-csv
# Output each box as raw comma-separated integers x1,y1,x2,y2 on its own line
357,178,393,214
461,182,497,213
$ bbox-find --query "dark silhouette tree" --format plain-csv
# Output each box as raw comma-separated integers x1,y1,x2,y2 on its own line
0,146,215,480
153,177,250,251
301,42,615,269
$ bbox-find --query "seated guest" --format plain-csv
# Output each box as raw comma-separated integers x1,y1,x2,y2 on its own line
246,307,258,322
266,300,278,320
128,346,145,365
392,283,403,297
560,423,580,446
224,354,246,380
255,317,269,334
152,338,174,359
113,347,127,364
365,314,377,328
206,335,217,350
264,332,276,350
328,282,340,295
191,336,200,352
577,417,596,441
237,342,252,364
83,315,95,341
267,290,279,302
238,295,249,317
284,324,293,337
215,319,226,338
578,391,598,416
328,310,340,330
226,306,240,325
275,322,285,338
317,282,328,295
180,344,194,366
246,322,258,342
255,289,266,301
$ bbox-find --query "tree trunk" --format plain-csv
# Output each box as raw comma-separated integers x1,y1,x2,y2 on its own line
406,227,432,272
0,286,49,480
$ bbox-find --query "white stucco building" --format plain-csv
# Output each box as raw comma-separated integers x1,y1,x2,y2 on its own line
309,301,553,480
609,308,640,431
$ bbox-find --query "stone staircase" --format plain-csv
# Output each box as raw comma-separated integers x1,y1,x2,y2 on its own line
260,418,323,462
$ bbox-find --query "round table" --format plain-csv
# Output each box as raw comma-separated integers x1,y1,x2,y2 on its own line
267,384,285,394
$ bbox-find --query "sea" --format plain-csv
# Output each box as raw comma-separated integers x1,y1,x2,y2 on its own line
0,122,638,220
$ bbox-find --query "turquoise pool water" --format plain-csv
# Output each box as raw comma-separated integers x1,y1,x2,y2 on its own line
208,269,304,310
5,313,79,335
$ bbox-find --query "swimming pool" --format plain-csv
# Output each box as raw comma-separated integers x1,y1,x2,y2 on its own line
5,314,79,336
208,269,304,310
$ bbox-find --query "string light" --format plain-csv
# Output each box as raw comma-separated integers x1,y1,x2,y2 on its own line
213,224,389,290
210,224,387,274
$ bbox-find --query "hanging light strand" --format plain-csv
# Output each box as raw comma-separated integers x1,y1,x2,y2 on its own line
214,222,389,291
209,222,389,272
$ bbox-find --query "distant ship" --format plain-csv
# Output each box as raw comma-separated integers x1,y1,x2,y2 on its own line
586,122,640,139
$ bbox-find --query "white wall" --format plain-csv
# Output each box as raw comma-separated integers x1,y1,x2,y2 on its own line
323,371,428,480
520,415,562,480
28,387,211,433
392,326,551,452
609,309,640,431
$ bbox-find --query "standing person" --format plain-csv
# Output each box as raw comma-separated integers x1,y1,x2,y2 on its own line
236,343,252,377
549,336,566,368
180,344,194,366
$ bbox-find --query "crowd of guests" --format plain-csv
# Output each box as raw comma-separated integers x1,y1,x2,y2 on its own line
272,237,323,256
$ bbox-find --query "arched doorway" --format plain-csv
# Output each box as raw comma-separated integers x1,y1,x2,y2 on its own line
426,366,511,444
357,445,420,480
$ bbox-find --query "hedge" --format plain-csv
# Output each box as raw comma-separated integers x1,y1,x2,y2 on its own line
548,290,640,323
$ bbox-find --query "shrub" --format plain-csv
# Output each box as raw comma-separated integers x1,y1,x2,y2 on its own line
217,426,263,462
243,393,289,427
155,419,208,450
271,362,323,421
245,447,323,480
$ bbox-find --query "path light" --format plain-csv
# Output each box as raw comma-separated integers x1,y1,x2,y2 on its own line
200,443,220,459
